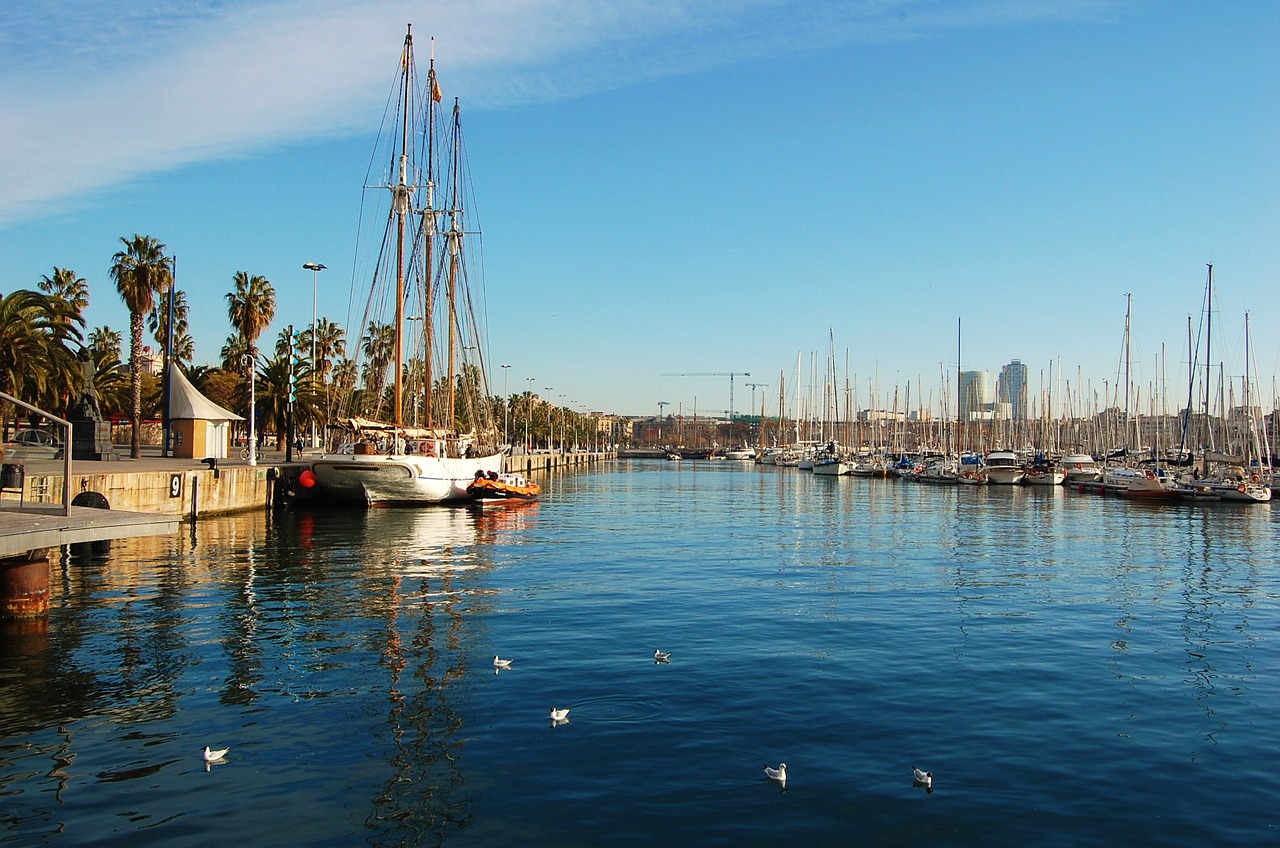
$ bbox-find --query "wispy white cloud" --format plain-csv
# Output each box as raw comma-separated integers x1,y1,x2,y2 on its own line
0,0,1116,226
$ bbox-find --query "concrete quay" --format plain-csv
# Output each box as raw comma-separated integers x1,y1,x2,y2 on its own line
1,445,614,523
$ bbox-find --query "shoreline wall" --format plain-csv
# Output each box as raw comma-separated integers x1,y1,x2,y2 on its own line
6,451,614,520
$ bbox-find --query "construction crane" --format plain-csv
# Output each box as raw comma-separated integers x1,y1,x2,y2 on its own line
659,372,751,421
744,382,769,416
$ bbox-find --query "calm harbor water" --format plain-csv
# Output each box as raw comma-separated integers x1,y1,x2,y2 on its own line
2,460,1278,846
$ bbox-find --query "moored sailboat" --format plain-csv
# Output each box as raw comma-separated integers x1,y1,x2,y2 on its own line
310,27,503,505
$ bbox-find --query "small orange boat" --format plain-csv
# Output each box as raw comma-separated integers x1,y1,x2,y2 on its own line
467,471,541,501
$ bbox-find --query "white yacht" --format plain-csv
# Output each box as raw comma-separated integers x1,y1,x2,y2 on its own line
983,450,1025,485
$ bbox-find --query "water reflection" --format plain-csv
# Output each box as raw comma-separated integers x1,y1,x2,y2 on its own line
4,465,1278,846
1,503,517,845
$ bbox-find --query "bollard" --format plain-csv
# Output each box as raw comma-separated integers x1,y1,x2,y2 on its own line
1,551,51,618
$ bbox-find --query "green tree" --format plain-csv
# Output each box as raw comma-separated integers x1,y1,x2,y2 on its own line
226,271,276,438
195,367,243,416
299,317,346,436
359,322,395,417
148,289,194,366
86,325,129,416
219,335,249,372
110,234,173,457
0,289,83,415
38,267,90,316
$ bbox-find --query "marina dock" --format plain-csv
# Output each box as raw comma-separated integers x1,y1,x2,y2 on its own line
0,505,179,559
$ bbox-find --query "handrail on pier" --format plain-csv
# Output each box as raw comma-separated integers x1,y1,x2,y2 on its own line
1,391,73,517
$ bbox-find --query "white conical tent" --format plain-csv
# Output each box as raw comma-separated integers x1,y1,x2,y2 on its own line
169,363,242,421
169,363,242,458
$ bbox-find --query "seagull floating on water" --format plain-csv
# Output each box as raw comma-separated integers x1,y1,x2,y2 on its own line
654,649,671,662
912,766,933,792
203,746,229,763
493,655,513,669
763,763,787,785
549,707,570,722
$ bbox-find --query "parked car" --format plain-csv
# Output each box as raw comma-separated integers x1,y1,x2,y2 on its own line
2,428,64,461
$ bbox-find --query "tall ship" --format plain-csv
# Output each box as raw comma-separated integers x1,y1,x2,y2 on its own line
310,26,503,505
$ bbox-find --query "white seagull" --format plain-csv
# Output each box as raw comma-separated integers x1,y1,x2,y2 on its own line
654,649,671,662
203,746,229,763
763,763,787,784
549,707,570,722
493,655,513,669
912,766,933,791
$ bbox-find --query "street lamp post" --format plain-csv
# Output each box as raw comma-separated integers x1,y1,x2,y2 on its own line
161,255,176,458
244,352,257,466
500,364,511,447
303,262,326,448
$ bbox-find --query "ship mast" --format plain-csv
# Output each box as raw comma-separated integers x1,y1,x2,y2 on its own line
423,38,439,429
392,25,414,431
1201,263,1213,476
445,99,462,431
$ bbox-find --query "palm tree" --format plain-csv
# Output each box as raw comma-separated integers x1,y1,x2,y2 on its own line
298,317,346,439
110,234,172,457
359,322,395,417
38,267,90,316
148,289,194,366
312,319,346,385
86,325,128,415
256,351,322,448
219,335,250,372
0,289,83,415
226,271,276,460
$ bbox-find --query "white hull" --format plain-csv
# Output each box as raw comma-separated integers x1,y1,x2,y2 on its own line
812,460,848,476
1118,469,1181,500
1196,478,1272,503
1022,468,1065,486
310,451,503,505
1061,454,1101,483
984,450,1024,485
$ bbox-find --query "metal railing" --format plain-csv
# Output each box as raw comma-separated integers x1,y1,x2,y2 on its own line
1,391,73,516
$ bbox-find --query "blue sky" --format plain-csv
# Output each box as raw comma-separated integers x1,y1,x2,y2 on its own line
3,0,1277,418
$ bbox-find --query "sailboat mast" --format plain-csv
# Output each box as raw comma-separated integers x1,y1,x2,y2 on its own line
445,99,462,430
1201,263,1213,475
423,39,439,429
392,26,414,431
956,316,962,453
1122,292,1132,449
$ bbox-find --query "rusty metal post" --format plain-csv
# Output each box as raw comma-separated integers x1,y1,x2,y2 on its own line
1,549,51,618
